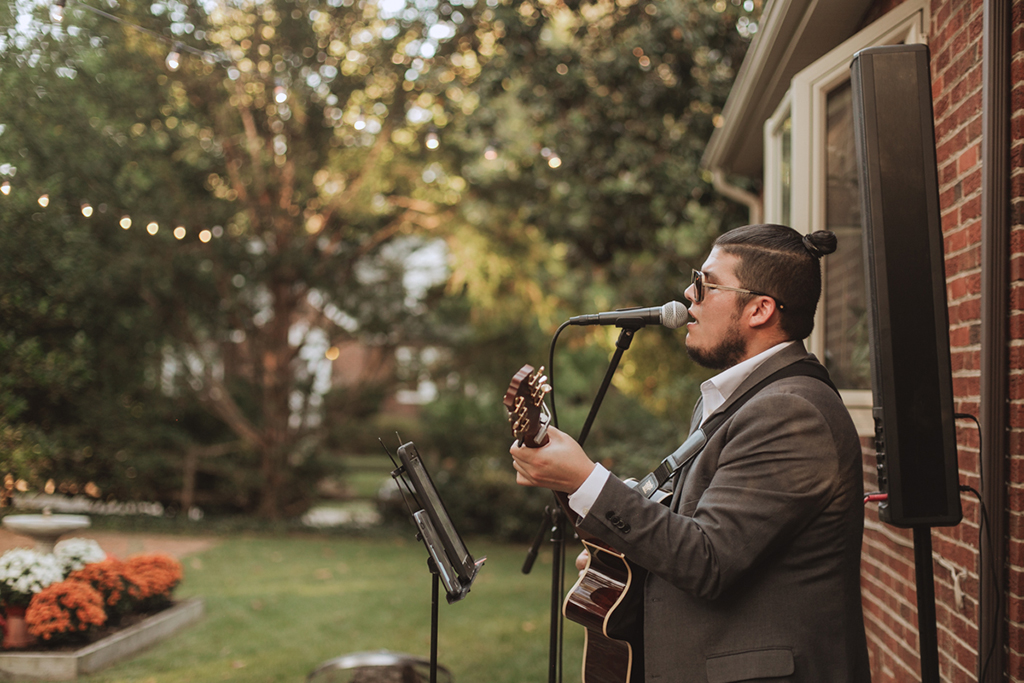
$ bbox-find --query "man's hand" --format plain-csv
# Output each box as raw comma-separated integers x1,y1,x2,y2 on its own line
510,426,596,494
575,548,590,574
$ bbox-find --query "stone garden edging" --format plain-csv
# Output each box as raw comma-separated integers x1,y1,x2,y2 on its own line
0,597,204,681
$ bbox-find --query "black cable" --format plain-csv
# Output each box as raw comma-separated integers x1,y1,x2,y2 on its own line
955,412,983,495
954,413,999,682
958,483,999,679
544,319,571,683
546,320,570,430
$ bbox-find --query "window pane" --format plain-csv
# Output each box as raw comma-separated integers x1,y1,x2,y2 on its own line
823,81,870,390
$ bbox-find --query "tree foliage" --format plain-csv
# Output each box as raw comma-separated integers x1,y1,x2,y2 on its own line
0,0,760,526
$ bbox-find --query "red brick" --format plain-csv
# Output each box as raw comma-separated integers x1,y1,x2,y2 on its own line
957,143,981,175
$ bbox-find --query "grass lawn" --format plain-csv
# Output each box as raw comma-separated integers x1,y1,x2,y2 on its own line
82,531,585,682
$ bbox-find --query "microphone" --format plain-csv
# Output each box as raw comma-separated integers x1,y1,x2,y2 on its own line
568,301,688,329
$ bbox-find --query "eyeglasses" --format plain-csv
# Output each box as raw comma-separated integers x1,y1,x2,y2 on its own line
690,270,785,311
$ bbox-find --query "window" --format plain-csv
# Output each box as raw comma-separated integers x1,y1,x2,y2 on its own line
764,0,928,433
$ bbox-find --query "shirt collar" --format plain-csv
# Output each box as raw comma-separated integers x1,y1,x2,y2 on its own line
700,340,796,423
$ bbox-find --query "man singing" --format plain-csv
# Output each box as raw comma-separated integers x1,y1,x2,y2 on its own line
511,224,871,682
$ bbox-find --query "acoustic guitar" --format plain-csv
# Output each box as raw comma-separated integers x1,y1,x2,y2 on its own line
504,364,645,683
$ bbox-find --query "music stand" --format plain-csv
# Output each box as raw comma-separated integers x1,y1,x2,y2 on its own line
391,441,484,683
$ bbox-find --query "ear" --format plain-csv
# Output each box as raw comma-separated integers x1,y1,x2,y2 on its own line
744,296,780,329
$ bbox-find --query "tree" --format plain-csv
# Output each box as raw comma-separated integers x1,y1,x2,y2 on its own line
0,0,760,524
0,0,490,516
401,0,763,538
427,0,760,420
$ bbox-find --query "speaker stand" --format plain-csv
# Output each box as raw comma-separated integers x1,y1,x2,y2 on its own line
913,526,939,683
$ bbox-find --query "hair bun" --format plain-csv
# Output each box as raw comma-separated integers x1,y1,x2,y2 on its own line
802,230,837,258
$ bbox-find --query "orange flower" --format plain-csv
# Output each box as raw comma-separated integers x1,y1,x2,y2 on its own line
25,580,106,642
121,555,182,608
68,558,130,611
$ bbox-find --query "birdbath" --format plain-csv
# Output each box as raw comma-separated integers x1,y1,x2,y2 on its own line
2,511,91,554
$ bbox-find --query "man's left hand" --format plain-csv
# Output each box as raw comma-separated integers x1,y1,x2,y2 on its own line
510,426,596,494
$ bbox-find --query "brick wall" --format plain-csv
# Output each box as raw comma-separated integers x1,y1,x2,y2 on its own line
857,0,1022,681
931,0,987,681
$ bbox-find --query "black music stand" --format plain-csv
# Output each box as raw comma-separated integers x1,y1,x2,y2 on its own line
391,441,485,683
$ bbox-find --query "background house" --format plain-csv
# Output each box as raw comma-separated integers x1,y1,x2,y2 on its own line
703,0,1019,680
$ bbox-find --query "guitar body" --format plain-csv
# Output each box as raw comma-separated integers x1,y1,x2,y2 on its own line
563,536,646,683
505,365,644,683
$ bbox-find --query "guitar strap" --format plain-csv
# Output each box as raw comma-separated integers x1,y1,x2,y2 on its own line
632,359,839,499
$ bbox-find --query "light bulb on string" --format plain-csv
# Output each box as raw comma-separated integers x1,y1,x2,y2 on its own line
425,131,439,150
38,194,49,207
484,145,498,161
173,225,186,240
80,202,92,217
49,0,65,23
119,215,132,229
199,229,212,243
146,221,159,235
166,44,182,72
1,181,10,196
274,85,287,104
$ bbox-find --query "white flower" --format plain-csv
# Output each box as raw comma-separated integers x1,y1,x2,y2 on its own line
0,549,64,602
54,538,107,573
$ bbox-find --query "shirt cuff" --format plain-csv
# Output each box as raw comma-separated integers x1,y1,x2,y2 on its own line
568,463,610,518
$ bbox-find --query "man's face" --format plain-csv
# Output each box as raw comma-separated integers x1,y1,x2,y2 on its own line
684,247,750,370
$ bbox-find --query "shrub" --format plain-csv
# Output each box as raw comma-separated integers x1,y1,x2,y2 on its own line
53,538,106,574
68,558,131,618
0,549,64,608
25,579,106,643
122,554,182,610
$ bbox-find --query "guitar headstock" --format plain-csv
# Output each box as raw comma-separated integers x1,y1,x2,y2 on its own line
504,364,552,448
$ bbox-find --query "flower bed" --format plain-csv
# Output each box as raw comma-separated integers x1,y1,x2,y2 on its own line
0,540,185,650
0,598,204,680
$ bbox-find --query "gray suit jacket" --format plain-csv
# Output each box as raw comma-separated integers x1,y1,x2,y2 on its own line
577,342,871,682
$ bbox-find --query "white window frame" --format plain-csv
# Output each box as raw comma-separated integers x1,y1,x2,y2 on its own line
764,0,929,435
764,92,792,227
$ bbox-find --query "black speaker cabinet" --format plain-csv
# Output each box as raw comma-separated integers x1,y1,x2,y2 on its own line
851,43,962,528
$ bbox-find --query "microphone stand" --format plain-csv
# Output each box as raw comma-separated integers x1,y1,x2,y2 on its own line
578,324,639,445
521,322,643,683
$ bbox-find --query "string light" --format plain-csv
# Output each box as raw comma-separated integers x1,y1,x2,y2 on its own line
119,215,132,229
274,84,287,104
173,225,186,239
484,146,497,160
38,194,49,207
165,44,182,72
425,132,439,149
146,221,159,235
1,181,9,195
80,201,92,217
198,229,211,243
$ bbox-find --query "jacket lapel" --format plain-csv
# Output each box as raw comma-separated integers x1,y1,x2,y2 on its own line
698,341,816,432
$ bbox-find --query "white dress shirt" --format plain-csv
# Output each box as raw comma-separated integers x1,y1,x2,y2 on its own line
567,340,796,518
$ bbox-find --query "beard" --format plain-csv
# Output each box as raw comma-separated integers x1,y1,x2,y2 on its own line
685,324,747,370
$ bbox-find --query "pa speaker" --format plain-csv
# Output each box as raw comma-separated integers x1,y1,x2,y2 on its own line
850,43,962,528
